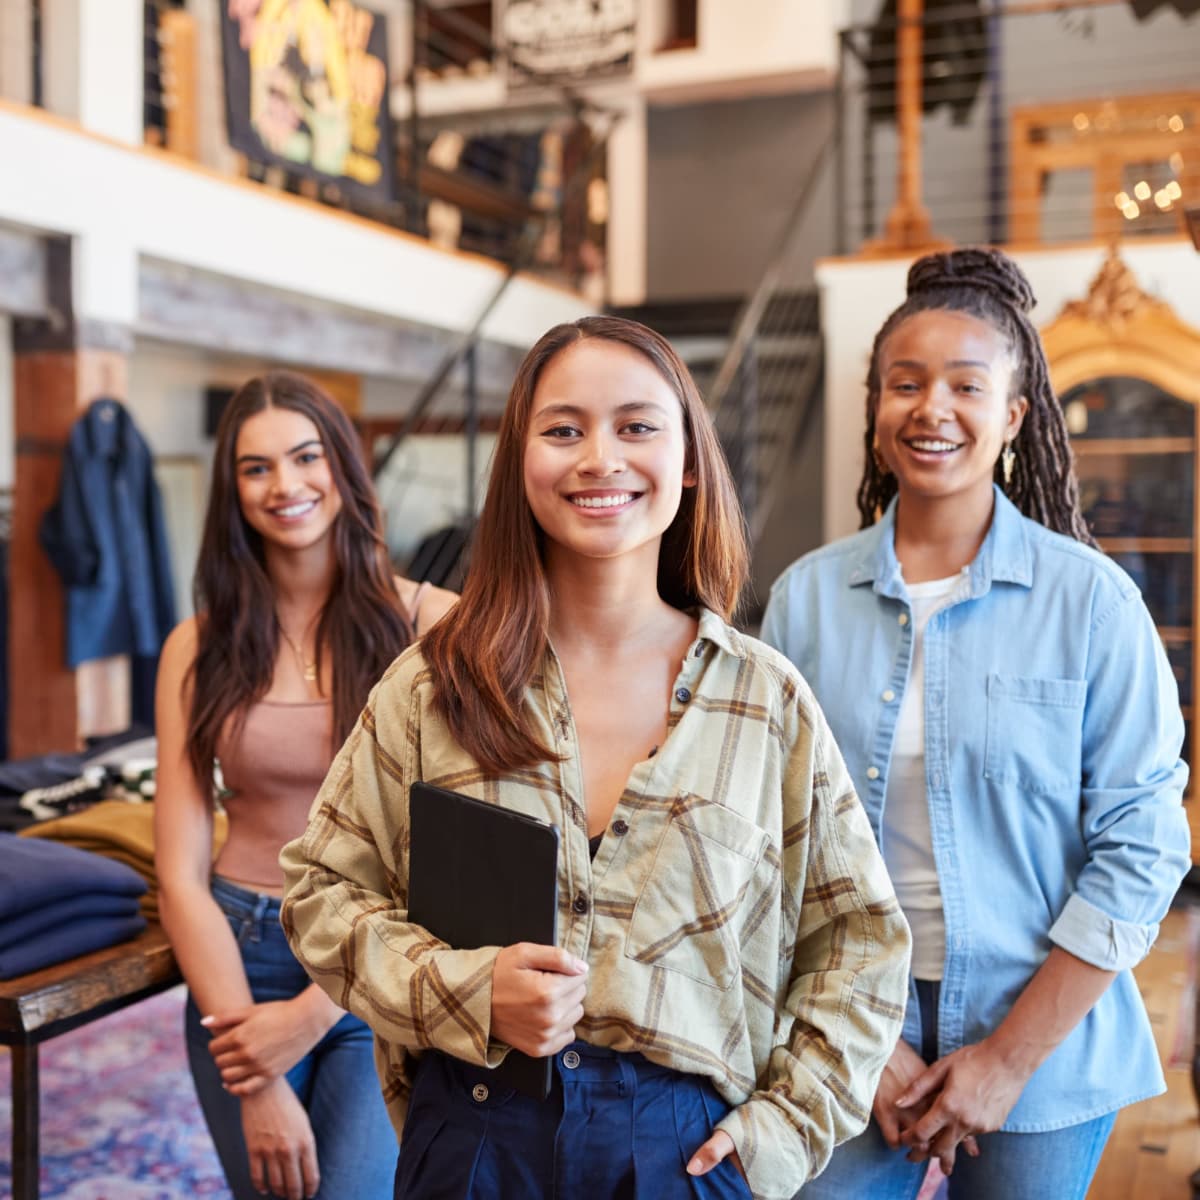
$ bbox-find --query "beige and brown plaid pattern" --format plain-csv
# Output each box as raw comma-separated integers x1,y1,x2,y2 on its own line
280,609,910,1200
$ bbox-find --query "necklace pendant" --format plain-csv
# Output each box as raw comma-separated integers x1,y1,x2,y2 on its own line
304,665,317,682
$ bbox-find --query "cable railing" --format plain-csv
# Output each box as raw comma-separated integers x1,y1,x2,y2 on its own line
835,0,1199,252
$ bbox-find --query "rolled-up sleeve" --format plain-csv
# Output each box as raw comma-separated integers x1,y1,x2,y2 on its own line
280,661,503,1067
717,691,911,1197
1048,590,1190,972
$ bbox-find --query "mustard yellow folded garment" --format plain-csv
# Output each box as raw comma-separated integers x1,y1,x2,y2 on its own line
21,800,228,921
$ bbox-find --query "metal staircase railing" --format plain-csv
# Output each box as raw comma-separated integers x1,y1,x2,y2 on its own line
707,132,833,544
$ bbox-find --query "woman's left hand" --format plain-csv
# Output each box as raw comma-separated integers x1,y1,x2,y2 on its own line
896,1038,1031,1173
687,1130,748,1186
204,993,337,1094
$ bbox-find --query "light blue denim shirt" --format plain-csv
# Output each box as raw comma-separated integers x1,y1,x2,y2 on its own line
761,487,1190,1131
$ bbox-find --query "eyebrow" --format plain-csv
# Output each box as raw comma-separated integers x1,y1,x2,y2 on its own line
534,401,671,419
236,438,322,464
886,359,991,371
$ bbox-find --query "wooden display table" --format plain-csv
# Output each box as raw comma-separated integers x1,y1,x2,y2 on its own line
0,925,181,1200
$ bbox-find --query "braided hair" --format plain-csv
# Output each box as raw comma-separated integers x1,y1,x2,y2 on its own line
855,246,1095,546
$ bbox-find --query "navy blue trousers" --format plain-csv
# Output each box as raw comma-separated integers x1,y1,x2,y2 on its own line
394,1040,753,1199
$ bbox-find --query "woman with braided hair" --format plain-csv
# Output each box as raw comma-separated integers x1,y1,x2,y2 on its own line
763,247,1189,1199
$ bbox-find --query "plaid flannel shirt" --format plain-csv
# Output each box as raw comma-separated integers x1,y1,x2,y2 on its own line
280,609,910,1199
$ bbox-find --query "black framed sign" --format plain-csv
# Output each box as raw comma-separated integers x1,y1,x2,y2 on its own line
221,0,395,204
503,0,637,86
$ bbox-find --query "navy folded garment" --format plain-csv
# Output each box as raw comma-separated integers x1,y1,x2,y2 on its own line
0,891,144,952
0,833,146,920
0,911,147,979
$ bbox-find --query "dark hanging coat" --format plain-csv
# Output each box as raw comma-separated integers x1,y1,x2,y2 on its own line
39,398,176,668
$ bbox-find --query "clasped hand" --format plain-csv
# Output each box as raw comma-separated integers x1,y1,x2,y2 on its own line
202,996,326,1095
879,1038,1030,1176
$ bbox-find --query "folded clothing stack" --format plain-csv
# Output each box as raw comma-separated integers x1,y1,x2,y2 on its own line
20,799,229,921
0,833,148,979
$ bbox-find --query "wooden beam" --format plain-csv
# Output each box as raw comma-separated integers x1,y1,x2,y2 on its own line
863,0,947,255
136,258,523,393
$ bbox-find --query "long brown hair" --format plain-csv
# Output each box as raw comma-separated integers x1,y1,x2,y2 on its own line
856,247,1094,545
187,370,411,786
421,316,748,774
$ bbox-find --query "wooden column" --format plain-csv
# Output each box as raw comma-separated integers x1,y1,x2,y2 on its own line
10,242,132,757
865,0,946,254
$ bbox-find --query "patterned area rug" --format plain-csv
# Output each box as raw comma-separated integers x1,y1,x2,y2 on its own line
0,986,231,1199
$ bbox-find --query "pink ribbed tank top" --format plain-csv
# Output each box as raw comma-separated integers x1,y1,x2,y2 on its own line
214,700,334,888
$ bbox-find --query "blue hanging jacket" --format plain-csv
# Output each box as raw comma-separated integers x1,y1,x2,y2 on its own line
38,398,176,667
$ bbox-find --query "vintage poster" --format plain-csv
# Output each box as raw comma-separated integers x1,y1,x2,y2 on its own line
503,0,637,86
221,0,395,204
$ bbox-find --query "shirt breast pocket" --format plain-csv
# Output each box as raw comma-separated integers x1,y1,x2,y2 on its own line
625,797,771,991
984,674,1087,799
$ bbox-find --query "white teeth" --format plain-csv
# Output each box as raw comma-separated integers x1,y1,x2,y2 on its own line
571,493,635,509
275,501,316,518
909,440,959,452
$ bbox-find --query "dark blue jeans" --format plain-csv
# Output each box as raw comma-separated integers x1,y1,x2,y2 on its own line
395,1040,754,1199
185,876,395,1200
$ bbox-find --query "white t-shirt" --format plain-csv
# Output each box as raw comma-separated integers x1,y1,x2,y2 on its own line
882,569,967,982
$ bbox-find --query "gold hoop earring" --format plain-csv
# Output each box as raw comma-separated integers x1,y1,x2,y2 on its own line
1001,441,1016,488
872,440,891,477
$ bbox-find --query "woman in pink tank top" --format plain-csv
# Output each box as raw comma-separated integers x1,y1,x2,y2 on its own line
154,371,454,1200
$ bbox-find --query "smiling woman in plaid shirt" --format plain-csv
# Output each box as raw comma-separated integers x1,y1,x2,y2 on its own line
280,316,911,1200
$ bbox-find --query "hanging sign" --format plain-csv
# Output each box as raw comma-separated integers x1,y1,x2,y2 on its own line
504,0,637,85
221,0,394,203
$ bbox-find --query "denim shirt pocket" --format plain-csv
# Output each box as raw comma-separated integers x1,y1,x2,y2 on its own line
984,674,1087,799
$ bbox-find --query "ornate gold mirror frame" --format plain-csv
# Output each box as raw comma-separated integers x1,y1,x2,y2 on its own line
1042,247,1200,405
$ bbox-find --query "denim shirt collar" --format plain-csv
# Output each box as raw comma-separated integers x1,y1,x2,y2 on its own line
847,485,1034,600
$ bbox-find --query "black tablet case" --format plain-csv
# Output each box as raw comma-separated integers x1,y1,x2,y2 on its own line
407,781,560,1099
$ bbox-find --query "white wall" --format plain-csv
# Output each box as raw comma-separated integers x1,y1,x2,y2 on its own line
816,238,1200,543
636,0,848,99
0,103,592,341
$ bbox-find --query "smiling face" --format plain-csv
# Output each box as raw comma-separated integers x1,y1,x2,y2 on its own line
874,309,1028,509
234,405,344,553
523,338,695,567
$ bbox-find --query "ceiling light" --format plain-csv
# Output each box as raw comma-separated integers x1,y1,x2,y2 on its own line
1123,201,1141,220
1167,181,1183,201
1169,115,1185,133
1134,180,1152,201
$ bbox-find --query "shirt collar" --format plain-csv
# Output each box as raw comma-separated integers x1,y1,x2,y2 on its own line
848,485,1033,599
694,607,745,660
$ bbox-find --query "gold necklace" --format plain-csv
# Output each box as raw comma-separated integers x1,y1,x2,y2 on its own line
277,615,319,682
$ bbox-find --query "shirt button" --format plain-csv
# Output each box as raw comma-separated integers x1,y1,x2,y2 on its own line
562,1050,581,1069
866,766,880,780
694,641,706,658
471,1084,489,1102
572,893,589,915
675,687,692,703
612,819,629,836
882,689,895,703
898,613,910,627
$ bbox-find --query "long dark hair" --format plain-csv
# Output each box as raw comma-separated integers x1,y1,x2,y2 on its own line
856,247,1094,545
187,370,411,786
421,316,749,774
